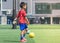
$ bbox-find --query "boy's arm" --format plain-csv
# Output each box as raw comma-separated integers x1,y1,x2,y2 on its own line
25,17,30,25
13,11,20,24
14,17,17,21
14,11,20,21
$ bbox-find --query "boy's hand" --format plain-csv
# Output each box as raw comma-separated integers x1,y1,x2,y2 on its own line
14,18,17,21
27,21,30,25
13,20,17,24
25,17,30,25
13,18,17,24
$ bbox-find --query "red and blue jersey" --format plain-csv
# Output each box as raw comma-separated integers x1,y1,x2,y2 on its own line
16,9,26,23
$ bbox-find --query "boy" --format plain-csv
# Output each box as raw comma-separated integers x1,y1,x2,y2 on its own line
13,2,29,42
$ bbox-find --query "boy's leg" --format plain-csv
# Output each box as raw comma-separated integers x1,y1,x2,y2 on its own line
24,28,28,33
19,24,25,42
20,30,27,41
20,30,25,40
25,24,28,33
23,28,28,38
19,23,28,42
23,24,28,37
23,30,27,41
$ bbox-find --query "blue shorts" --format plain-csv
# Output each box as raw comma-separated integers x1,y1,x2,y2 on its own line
19,23,28,31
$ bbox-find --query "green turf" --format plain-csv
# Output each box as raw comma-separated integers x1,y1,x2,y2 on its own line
0,24,60,29
0,29,60,43
29,24,60,29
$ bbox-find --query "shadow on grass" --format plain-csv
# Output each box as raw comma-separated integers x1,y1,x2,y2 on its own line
26,35,35,43
4,39,35,43
4,38,35,43
4,40,19,42
3,35,35,43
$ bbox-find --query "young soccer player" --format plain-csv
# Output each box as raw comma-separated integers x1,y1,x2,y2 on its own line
13,2,29,42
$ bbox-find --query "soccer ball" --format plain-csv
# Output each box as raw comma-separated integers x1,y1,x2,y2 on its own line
29,32,35,38
13,21,16,24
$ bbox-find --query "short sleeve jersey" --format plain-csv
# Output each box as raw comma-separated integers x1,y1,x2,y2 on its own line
16,9,26,23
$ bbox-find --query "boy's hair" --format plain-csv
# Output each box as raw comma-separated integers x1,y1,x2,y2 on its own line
20,2,26,8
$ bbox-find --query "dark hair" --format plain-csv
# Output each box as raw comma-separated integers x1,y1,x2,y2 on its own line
20,2,26,8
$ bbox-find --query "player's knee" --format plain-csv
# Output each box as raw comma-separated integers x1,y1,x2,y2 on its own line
25,28,28,31
21,30,25,34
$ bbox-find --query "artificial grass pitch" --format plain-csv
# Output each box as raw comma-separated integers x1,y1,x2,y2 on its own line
0,29,60,43
0,24,60,29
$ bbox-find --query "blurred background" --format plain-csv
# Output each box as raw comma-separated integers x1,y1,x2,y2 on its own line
0,0,60,43
0,0,60,25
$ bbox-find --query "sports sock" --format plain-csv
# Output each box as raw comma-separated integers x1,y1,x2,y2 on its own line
20,35,24,40
23,34,26,37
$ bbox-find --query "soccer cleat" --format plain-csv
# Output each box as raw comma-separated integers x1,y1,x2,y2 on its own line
23,38,27,41
26,30,30,34
20,39,26,42
20,39,25,42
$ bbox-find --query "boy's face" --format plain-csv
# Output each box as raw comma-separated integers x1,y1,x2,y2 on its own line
23,5,27,9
